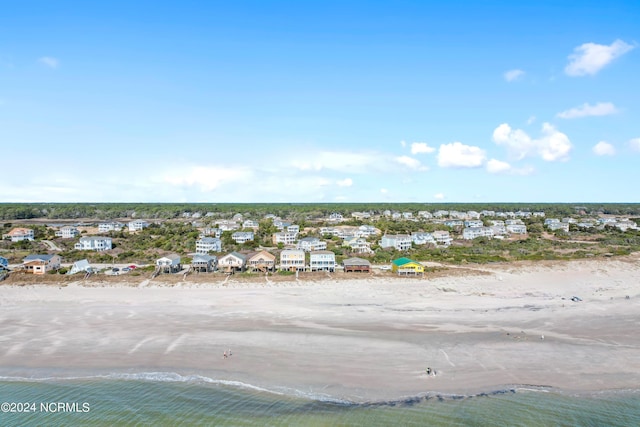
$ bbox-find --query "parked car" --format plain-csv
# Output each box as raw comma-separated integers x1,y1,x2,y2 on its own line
129,265,137,269
122,267,131,272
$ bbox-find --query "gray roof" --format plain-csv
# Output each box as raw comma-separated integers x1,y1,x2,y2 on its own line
23,254,56,262
342,257,372,266
192,254,217,262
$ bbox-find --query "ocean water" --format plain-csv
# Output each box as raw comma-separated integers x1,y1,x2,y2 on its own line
1,373,639,426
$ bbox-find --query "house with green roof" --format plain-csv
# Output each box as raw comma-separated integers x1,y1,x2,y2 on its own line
391,257,424,275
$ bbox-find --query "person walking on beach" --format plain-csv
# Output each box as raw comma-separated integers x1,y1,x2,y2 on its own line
223,351,227,359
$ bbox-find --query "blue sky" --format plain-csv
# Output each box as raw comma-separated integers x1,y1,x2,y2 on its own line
1,0,639,203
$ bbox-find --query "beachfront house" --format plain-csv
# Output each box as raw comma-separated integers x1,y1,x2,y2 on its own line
380,234,412,251
391,257,424,275
22,254,62,275
309,250,336,272
297,237,327,252
342,257,371,273
232,231,254,244
74,236,113,251
55,226,80,239
128,220,149,232
196,237,222,254
248,250,276,272
280,249,305,271
67,259,92,275
156,254,182,273
218,252,247,273
3,227,35,242
191,254,217,273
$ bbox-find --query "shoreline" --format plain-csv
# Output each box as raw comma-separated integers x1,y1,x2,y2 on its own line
1,256,639,402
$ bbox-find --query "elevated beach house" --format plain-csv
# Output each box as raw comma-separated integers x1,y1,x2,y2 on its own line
128,220,150,232
22,254,62,275
309,250,336,272
391,257,424,275
248,250,276,272
342,257,371,273
380,234,412,251
297,237,327,252
218,251,247,273
280,249,305,271
191,254,217,273
156,254,182,273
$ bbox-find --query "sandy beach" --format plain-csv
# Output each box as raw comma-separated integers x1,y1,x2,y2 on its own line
1,255,639,402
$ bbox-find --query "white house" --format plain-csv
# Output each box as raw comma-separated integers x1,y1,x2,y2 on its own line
506,224,528,234
98,222,124,233
280,249,305,271
232,231,254,244
128,220,149,232
464,220,484,228
3,228,35,242
418,211,433,219
55,226,79,239
342,236,372,254
328,212,344,222
462,227,494,240
357,225,378,237
273,232,298,246
218,251,247,272
67,259,92,275
156,254,181,273
297,237,327,252
547,222,570,232
432,230,453,246
196,237,222,254
242,220,260,229
74,236,113,251
200,227,222,238
216,220,239,231
273,219,291,230
380,234,412,251
310,250,336,272
286,225,300,235
411,232,436,246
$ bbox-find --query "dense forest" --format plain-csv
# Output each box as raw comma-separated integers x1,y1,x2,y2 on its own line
1,203,640,221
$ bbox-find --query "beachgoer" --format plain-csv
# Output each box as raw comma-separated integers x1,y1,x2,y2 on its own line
426,367,432,375
223,351,227,359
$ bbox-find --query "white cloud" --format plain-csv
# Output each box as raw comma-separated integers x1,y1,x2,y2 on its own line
290,150,382,173
380,188,388,194
336,177,353,187
164,165,252,191
486,159,535,175
486,159,512,174
557,102,618,119
437,142,486,168
434,193,445,200
410,142,435,155
493,122,572,162
629,138,640,152
38,56,60,69
395,155,427,170
592,141,616,156
504,69,525,82
565,39,634,76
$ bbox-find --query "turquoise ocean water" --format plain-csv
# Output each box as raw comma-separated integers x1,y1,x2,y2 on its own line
1,373,639,426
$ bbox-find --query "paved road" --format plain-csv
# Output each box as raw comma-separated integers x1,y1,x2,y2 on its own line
42,240,63,251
